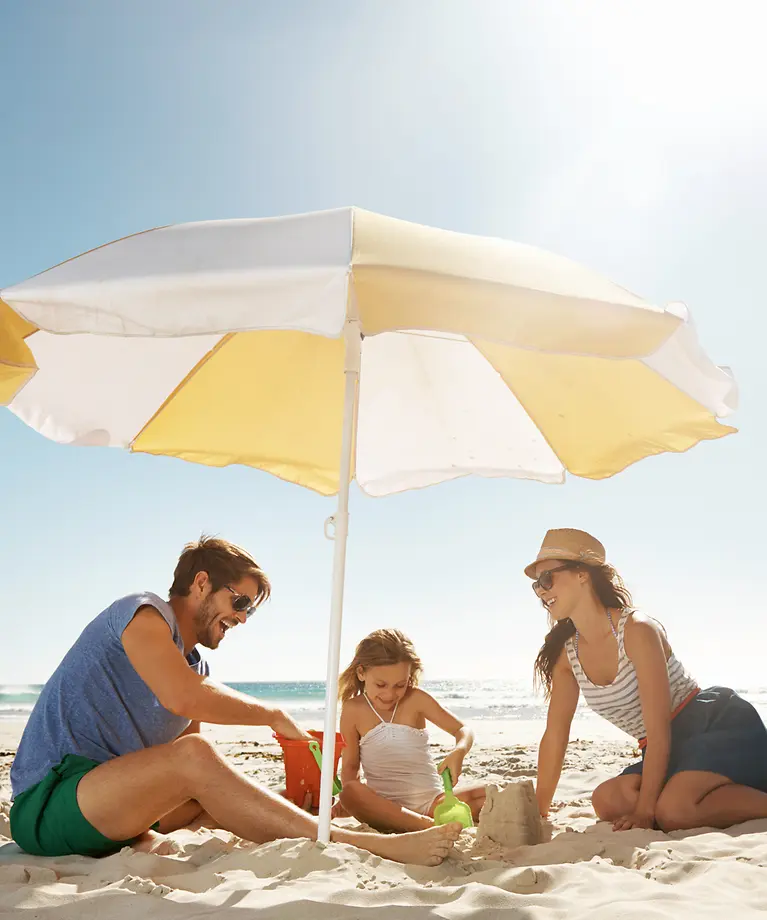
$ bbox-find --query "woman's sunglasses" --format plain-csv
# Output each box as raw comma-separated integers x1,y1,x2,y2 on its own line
531,564,574,595
223,584,258,619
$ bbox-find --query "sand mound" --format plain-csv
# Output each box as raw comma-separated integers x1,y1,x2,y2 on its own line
476,780,547,848
2,798,767,919
2,729,766,918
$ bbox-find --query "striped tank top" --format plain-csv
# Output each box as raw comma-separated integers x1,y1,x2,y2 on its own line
565,609,699,743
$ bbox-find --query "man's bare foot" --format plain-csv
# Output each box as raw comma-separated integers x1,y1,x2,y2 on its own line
131,829,182,855
335,822,462,866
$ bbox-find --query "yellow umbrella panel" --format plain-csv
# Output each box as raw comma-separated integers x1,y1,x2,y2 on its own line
0,298,37,405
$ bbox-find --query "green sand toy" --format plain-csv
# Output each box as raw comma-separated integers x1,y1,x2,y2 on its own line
433,769,473,828
308,740,343,796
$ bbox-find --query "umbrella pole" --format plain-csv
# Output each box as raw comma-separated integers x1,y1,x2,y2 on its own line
317,316,361,843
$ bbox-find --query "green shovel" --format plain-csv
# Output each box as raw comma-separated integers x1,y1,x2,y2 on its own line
433,768,473,828
308,740,343,796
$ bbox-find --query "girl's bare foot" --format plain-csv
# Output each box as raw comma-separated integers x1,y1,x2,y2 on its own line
335,821,462,866
331,798,350,819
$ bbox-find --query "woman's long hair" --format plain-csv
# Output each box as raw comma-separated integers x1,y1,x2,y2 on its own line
338,629,423,701
533,562,635,698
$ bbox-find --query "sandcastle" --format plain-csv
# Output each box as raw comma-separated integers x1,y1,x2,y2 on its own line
476,780,546,848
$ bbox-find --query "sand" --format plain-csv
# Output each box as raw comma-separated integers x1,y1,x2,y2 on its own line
2,719,767,918
476,780,547,848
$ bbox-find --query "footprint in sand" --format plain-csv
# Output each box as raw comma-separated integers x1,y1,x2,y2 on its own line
184,834,239,867
117,875,173,897
0,865,58,885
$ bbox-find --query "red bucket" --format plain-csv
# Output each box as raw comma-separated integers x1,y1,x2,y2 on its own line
274,730,345,810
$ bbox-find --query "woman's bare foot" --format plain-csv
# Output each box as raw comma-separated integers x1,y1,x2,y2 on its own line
334,822,462,866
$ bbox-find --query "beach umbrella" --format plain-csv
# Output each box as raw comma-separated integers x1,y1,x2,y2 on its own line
0,208,737,839
0,297,37,405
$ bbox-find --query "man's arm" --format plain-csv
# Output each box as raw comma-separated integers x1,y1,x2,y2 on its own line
122,607,309,740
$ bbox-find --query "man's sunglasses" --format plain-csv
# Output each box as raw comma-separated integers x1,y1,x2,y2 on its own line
223,584,258,619
531,564,574,595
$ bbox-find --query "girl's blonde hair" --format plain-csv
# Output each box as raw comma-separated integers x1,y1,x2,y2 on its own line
338,629,423,701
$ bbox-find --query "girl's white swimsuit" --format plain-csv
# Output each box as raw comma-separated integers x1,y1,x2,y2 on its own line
358,694,443,815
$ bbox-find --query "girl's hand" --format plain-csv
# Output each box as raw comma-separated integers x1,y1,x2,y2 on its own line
437,750,466,785
612,808,655,831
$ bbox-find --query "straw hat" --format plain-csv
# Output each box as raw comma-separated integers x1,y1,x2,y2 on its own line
524,528,606,579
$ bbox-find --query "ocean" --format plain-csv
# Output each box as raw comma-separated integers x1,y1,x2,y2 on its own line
3,681,767,726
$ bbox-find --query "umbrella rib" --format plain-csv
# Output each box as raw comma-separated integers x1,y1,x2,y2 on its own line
469,336,570,476
129,333,234,449
374,328,679,362
4,226,171,293
474,337,736,480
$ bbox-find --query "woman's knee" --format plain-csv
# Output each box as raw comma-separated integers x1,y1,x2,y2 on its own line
655,775,733,831
592,775,640,821
654,794,696,832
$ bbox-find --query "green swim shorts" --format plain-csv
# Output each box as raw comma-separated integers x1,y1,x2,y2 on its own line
9,754,146,857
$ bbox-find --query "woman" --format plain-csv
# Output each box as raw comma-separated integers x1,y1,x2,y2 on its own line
529,528,767,832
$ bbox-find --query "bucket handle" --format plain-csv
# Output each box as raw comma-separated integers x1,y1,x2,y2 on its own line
308,740,343,796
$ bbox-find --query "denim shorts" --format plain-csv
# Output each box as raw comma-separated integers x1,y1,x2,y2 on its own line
621,687,767,791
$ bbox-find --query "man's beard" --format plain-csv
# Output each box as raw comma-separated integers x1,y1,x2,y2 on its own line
194,594,220,649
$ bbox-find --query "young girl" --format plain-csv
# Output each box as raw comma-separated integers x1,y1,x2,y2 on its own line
529,528,767,832
337,629,486,832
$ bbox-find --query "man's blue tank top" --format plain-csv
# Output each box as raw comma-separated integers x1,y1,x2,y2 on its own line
11,592,209,798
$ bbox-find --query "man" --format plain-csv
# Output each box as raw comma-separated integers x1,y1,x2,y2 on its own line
9,536,458,866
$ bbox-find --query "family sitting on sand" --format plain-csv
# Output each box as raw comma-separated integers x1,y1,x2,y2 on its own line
8,531,767,865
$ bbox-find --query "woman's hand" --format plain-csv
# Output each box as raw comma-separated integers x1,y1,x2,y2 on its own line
612,808,655,831
437,750,466,785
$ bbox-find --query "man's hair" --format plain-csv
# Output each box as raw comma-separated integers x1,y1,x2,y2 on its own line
169,535,271,608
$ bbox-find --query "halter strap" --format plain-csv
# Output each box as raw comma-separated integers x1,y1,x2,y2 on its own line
363,693,399,723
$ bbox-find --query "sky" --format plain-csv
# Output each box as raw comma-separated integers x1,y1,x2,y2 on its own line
1,1,765,689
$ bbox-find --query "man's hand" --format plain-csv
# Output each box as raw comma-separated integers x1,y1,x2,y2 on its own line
270,709,313,741
437,749,466,785
612,808,656,831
